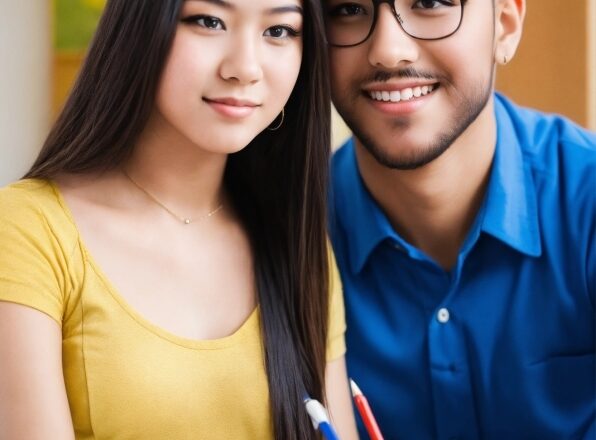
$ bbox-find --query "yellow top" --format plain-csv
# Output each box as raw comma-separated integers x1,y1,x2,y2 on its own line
0,179,346,440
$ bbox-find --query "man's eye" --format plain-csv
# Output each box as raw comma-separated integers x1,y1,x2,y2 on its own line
182,15,226,30
264,25,300,39
328,3,369,17
412,0,457,9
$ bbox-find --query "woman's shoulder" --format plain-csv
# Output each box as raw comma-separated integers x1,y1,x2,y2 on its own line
0,178,79,253
0,178,84,325
1,178,63,215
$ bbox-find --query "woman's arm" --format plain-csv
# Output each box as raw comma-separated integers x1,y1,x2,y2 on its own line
0,302,75,440
326,355,359,440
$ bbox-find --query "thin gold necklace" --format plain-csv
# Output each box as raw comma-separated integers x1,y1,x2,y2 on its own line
124,171,224,225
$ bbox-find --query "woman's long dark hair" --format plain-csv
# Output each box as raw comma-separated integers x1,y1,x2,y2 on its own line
26,1,331,439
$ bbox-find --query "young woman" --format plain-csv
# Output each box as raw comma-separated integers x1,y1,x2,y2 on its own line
0,0,358,439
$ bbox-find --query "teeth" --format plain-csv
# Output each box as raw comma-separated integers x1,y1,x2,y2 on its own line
401,88,413,100
368,84,436,102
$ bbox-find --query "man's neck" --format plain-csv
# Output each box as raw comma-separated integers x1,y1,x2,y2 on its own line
355,103,497,271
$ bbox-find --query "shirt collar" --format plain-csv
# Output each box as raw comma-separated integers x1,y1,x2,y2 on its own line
331,139,397,273
480,94,541,257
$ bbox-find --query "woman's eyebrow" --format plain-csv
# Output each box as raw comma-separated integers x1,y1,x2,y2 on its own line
186,0,234,9
266,5,304,15
186,0,303,15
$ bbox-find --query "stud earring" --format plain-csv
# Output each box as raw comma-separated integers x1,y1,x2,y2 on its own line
267,108,285,131
503,55,508,64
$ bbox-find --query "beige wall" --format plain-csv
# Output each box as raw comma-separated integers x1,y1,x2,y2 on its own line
0,2,52,186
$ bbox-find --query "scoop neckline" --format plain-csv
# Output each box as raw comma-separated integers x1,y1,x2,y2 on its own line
46,179,260,350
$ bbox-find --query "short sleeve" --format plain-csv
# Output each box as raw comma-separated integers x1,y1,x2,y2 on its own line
326,248,346,361
0,185,71,325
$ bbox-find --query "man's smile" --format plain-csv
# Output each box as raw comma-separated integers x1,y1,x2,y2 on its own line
366,83,437,103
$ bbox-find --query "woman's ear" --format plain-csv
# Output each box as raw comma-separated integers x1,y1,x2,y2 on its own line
494,0,526,65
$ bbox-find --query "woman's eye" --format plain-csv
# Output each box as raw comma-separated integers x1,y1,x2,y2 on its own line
182,15,226,30
264,25,300,39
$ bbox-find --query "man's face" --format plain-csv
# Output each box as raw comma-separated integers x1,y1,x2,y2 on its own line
326,0,496,169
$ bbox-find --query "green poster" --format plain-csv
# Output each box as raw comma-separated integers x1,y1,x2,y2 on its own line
55,0,105,51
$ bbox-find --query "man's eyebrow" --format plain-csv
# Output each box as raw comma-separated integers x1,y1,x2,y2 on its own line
186,0,303,15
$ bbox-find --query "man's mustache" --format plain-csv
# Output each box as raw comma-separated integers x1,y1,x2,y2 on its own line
366,67,439,83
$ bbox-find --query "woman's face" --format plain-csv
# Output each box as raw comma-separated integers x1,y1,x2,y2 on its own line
153,0,304,154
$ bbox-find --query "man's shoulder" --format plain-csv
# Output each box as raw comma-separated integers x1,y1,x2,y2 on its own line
496,93,596,159
497,94,595,200
497,96,595,266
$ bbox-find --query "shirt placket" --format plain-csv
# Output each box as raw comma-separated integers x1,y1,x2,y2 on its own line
428,265,480,440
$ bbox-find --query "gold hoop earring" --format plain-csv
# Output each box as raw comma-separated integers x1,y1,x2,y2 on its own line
267,108,284,131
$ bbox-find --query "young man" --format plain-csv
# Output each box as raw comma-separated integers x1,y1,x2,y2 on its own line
325,0,595,438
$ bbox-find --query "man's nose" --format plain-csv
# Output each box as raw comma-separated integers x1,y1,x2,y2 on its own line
367,4,419,69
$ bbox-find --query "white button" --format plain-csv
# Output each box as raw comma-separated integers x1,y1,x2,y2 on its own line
437,308,450,323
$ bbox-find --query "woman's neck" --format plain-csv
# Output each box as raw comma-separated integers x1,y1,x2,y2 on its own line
124,112,229,218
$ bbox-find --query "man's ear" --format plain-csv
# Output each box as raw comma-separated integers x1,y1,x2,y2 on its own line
494,0,526,65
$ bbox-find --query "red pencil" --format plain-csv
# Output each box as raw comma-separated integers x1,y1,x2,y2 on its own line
350,379,384,440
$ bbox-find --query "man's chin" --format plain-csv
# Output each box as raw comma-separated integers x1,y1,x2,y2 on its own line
361,141,450,170
348,121,448,170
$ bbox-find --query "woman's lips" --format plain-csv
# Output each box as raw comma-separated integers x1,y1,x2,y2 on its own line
203,97,260,118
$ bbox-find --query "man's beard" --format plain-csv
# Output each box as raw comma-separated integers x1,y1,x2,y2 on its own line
333,69,493,170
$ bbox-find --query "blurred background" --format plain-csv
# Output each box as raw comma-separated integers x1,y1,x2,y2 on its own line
0,0,594,186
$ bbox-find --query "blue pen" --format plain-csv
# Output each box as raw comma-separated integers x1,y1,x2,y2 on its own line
304,397,341,440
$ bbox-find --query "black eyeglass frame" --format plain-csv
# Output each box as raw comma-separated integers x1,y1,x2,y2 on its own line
326,0,467,48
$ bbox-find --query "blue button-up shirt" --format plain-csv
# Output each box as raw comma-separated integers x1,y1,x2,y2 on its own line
329,94,595,440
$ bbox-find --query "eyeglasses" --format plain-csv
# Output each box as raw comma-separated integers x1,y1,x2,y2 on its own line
324,0,466,47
